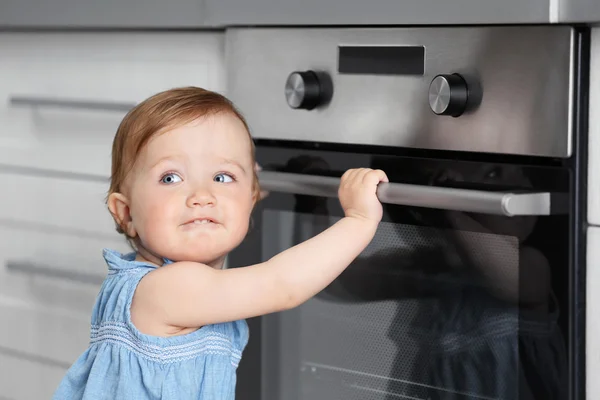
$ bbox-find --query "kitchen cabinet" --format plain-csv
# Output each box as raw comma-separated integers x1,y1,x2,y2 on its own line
0,171,130,399
0,0,205,27
0,31,227,399
0,225,126,399
0,172,118,237
588,227,600,399
0,32,226,178
0,351,68,400
204,0,551,25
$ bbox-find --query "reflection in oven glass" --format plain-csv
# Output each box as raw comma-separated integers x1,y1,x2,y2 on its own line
262,208,567,400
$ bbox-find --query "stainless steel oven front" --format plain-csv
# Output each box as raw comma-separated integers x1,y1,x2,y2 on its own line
226,26,588,400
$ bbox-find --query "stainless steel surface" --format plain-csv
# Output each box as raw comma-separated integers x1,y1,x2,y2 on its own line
9,95,135,113
205,0,552,26
428,75,452,115
226,27,574,157
284,72,306,109
259,171,562,216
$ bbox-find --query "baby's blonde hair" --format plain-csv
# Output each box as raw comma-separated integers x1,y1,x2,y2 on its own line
107,86,259,237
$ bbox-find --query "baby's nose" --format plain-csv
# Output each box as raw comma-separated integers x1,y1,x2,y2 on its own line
187,188,216,207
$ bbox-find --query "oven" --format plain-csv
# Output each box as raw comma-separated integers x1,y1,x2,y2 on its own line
226,26,588,400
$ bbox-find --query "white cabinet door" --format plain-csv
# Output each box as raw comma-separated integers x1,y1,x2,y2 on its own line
0,171,117,237
0,171,131,399
0,225,129,315
0,32,225,178
588,227,600,399
0,351,69,400
0,31,227,399
0,221,130,399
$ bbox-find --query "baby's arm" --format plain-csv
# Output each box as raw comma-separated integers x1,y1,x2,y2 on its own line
132,168,388,329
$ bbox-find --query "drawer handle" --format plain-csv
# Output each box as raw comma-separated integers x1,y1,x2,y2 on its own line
9,95,135,113
6,260,105,285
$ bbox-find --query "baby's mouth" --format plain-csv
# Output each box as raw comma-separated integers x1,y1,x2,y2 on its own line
182,218,219,227
192,219,213,225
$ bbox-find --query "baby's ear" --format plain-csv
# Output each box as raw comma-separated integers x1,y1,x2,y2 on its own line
107,192,137,238
254,162,268,202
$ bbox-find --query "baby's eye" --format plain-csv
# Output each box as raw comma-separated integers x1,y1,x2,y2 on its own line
160,173,182,184
214,173,234,183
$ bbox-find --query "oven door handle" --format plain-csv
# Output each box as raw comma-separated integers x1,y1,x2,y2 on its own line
258,171,567,216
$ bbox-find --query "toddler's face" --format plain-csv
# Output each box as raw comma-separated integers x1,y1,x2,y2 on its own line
125,113,255,267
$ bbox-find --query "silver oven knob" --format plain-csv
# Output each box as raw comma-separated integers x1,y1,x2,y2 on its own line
428,74,469,117
285,71,324,110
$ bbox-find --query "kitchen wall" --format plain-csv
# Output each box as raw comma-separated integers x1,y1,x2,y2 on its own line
0,31,226,399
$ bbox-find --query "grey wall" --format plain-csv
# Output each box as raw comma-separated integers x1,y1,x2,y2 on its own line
0,0,205,27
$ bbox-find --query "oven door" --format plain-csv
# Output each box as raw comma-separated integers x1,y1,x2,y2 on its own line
231,143,572,400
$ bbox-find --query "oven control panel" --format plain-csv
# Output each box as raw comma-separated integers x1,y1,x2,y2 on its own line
227,27,574,158
285,70,470,118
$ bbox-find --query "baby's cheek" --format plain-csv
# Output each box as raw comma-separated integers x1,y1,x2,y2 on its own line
235,220,250,239
138,203,169,237
234,210,253,240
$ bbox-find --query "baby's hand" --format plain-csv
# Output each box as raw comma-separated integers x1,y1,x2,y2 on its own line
338,168,388,223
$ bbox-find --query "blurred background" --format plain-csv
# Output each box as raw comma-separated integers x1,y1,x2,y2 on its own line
0,5,228,399
0,2,598,399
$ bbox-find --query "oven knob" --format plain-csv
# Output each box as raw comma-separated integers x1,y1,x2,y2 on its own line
285,71,324,110
428,74,469,117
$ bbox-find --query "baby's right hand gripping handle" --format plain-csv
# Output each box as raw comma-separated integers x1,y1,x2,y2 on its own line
338,168,389,224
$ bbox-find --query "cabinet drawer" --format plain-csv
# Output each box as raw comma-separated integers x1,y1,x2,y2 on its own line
0,299,90,370
0,169,122,236
0,210,131,399
0,351,67,400
0,222,129,315
0,32,225,178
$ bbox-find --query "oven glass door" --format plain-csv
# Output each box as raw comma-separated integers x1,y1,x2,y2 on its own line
231,144,571,400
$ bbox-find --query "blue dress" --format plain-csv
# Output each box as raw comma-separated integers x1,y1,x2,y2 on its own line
53,249,249,400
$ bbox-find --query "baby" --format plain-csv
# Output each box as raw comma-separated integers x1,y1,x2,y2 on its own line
53,87,388,399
